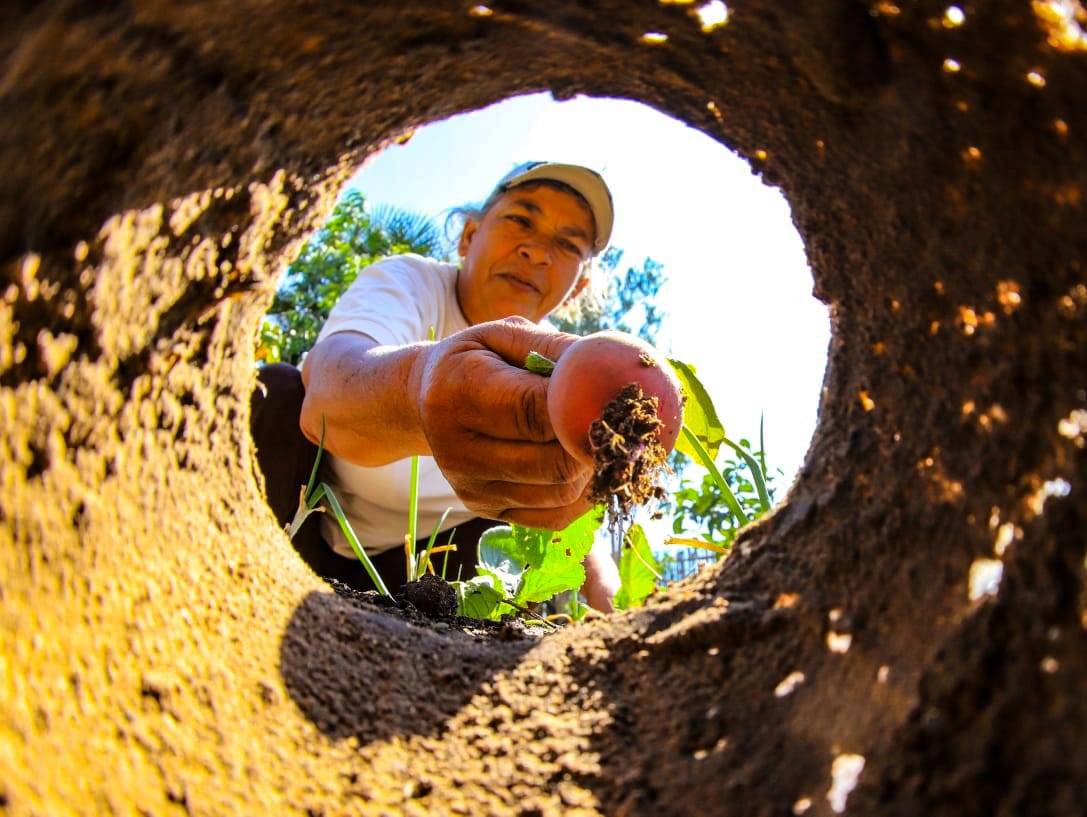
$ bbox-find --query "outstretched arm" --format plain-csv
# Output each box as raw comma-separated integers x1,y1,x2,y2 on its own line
300,317,594,530
300,331,428,465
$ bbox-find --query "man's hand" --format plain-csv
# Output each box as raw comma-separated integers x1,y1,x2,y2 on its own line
415,317,594,530
301,317,594,531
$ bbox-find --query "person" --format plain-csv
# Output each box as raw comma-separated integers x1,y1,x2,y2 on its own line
251,161,621,611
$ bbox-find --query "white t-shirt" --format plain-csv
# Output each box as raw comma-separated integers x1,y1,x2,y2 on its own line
313,254,477,558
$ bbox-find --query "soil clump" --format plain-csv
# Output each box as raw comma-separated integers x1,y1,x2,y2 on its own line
586,382,671,534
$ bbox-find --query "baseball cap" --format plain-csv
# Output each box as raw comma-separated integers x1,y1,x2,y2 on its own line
490,161,614,253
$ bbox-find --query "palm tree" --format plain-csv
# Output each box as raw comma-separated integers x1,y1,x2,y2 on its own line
258,191,449,365
369,203,450,259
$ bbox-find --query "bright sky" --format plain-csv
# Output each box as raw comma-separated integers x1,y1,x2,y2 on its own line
345,92,829,489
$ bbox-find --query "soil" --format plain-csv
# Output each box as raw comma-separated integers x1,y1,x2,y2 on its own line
326,576,545,642
397,572,458,618
6,4,1087,815
586,382,671,534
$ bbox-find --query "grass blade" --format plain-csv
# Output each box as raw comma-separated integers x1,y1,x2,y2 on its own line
318,482,392,598
722,435,771,512
416,507,453,579
405,454,421,578
303,417,328,504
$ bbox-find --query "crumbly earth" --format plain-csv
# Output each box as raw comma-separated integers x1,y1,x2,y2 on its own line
587,382,670,533
328,578,541,641
396,574,459,620
2,3,1086,816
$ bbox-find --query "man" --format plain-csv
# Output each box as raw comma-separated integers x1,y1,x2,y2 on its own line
252,162,620,610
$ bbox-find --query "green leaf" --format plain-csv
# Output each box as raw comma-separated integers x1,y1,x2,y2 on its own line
510,509,600,604
669,358,725,461
477,525,526,598
614,524,661,610
478,511,601,606
414,507,453,580
680,426,749,524
315,482,393,598
303,415,328,504
721,435,772,512
453,576,505,620
408,456,421,535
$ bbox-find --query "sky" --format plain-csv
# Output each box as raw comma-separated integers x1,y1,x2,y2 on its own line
344,92,830,490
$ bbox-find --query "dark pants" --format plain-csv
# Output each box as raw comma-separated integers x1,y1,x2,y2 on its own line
250,363,490,592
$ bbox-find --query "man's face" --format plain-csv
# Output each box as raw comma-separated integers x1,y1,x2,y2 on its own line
456,183,595,325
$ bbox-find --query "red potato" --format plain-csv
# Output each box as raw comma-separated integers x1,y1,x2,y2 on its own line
547,330,684,466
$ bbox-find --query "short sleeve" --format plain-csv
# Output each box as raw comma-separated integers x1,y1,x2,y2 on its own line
315,255,450,347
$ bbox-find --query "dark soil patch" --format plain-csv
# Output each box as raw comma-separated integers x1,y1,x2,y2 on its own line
326,577,545,642
587,382,670,534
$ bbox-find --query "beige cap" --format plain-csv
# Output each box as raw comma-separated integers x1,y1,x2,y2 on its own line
490,161,614,253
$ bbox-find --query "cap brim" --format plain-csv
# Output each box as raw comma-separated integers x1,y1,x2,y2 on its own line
502,162,614,253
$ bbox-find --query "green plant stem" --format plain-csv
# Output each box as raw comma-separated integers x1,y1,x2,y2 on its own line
406,454,420,578
524,351,557,375
310,483,392,597
680,424,749,524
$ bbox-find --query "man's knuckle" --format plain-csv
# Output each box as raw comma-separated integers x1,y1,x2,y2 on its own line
553,454,589,488
553,478,585,506
517,389,548,441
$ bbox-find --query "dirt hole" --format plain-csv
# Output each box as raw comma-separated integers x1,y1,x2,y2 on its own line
257,91,829,602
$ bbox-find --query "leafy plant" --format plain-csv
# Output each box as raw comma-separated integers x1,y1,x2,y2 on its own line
258,191,450,364
289,359,773,618
451,508,601,620
405,506,457,583
450,356,761,619
664,361,779,556
668,435,778,549
613,523,661,610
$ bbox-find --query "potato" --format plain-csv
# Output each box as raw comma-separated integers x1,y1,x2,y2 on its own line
547,330,684,466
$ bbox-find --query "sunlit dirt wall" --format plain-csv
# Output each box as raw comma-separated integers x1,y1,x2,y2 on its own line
2,2,1085,815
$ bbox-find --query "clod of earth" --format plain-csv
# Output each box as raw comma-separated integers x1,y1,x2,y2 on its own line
586,382,671,532
399,573,458,618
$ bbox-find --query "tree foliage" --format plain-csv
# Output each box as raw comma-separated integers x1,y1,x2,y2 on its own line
257,191,450,365
668,434,781,548
549,247,667,346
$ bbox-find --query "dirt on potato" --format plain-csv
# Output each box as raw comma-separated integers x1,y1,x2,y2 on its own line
587,382,671,535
